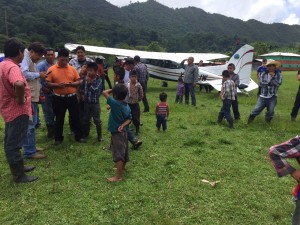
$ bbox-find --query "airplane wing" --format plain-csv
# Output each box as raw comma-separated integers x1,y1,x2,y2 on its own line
64,43,228,63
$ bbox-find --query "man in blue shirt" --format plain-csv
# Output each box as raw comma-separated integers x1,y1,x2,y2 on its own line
36,48,55,138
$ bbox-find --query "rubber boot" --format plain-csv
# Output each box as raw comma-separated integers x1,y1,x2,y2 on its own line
46,124,55,139
9,161,38,183
96,123,104,142
228,118,234,129
82,123,90,139
218,113,223,124
247,115,255,124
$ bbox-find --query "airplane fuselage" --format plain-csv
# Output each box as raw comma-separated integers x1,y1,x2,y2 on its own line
143,59,222,83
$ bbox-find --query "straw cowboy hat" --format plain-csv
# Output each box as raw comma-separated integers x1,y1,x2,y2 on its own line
265,60,281,67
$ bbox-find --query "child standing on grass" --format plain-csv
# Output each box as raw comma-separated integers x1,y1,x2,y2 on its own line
155,92,169,131
217,70,235,128
175,77,184,104
269,136,300,225
80,62,104,142
102,84,132,182
126,70,143,136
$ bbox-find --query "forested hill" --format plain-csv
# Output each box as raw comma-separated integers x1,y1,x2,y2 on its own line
0,0,299,53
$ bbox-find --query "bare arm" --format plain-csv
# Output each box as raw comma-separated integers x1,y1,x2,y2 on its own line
297,72,300,81
118,119,131,132
102,89,112,99
14,81,26,104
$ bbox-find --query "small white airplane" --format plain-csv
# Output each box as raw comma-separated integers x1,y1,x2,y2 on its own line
64,43,257,92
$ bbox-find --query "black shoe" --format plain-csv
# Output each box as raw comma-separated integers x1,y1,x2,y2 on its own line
291,116,296,122
14,175,39,183
24,166,36,173
35,123,41,129
133,140,143,150
143,109,149,113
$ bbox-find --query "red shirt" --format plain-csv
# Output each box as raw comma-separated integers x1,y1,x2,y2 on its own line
156,102,169,116
0,59,32,122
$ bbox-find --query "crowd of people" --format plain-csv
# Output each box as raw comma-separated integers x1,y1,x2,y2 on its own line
2,37,300,222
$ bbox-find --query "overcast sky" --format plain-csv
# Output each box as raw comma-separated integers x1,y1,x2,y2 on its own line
106,0,300,25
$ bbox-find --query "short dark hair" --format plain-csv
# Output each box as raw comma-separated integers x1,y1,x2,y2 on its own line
130,70,137,77
75,46,85,52
134,55,140,62
86,61,98,71
125,58,134,65
159,92,167,102
112,84,128,100
28,42,45,56
178,77,183,82
262,58,267,63
58,49,69,57
46,47,55,52
227,63,235,69
4,38,25,58
222,70,230,78
114,66,125,80
95,58,103,64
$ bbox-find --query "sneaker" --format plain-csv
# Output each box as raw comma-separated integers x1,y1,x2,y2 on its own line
133,140,142,150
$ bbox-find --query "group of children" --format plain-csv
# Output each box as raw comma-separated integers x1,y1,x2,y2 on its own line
82,61,169,181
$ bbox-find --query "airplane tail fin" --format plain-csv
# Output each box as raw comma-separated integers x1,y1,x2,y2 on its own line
226,44,254,86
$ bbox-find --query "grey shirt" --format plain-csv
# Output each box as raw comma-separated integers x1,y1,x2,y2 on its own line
180,61,199,84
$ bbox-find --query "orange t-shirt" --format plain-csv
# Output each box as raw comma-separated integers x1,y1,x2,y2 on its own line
46,64,80,95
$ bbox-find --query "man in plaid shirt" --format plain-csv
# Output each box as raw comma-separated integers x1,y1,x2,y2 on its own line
248,60,282,124
134,55,149,112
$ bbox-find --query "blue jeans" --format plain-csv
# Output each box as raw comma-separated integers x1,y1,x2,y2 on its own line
127,129,137,145
41,93,55,125
220,99,233,122
156,114,167,131
250,96,277,121
23,103,38,157
184,83,196,106
4,115,29,164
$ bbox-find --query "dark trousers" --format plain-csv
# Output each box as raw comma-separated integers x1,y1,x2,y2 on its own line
156,114,167,131
128,103,140,132
140,81,149,111
219,99,233,124
231,95,240,119
83,102,101,126
175,95,183,104
291,86,300,119
53,95,82,141
184,83,196,106
4,115,29,165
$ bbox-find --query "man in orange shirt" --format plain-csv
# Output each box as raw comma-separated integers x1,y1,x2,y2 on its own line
46,49,85,144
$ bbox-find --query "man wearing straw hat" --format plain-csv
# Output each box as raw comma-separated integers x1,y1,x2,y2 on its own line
248,60,282,124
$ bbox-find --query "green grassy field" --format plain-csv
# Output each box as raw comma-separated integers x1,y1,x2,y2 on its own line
0,70,300,225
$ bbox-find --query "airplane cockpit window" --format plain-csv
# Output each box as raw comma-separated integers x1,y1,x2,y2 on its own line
164,60,171,68
170,62,180,69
